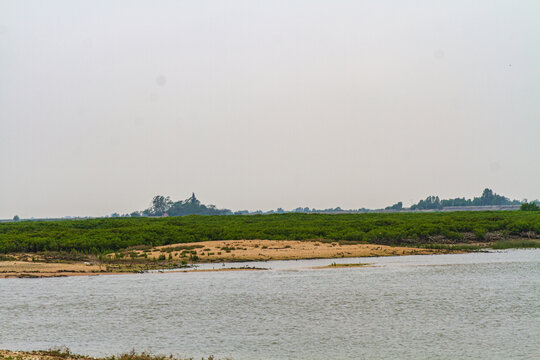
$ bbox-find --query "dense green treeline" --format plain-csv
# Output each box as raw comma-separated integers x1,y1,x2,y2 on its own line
410,188,521,210
0,212,539,254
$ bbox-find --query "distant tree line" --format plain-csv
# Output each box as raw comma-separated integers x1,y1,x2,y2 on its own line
409,188,522,211
6,188,537,223
118,193,371,218
104,188,535,219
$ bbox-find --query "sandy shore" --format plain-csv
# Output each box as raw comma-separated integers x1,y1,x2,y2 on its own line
149,239,444,262
0,350,92,360
0,350,219,360
0,261,111,278
0,239,447,278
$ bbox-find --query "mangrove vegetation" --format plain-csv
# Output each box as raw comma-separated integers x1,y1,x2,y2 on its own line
0,211,539,255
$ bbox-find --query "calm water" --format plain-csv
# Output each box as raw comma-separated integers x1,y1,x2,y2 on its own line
1,250,539,360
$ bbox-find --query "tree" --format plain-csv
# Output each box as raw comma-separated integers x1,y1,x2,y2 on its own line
159,193,233,216
520,202,539,211
470,188,514,206
385,202,403,211
411,196,441,210
150,195,172,216
13,215,20,221
482,188,494,203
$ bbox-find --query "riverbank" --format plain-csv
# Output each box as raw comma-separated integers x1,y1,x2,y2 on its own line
0,349,224,360
0,239,449,278
3,238,539,278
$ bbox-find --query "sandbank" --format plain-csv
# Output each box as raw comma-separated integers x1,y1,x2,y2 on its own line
0,239,448,278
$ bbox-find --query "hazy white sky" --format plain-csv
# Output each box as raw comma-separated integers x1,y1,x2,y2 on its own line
1,0,539,218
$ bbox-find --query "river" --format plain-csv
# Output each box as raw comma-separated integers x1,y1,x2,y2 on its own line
1,249,539,359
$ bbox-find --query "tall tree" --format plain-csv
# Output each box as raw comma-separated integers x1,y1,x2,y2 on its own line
150,195,172,216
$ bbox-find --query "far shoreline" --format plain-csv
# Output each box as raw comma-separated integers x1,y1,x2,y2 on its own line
0,349,219,360
1,238,537,279
0,239,454,278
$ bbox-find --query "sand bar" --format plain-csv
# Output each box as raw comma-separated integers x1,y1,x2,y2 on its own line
0,239,448,278
149,239,444,262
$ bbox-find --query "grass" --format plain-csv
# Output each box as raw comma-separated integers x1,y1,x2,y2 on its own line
490,239,540,249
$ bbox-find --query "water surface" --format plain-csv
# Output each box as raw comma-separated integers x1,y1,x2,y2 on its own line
1,250,539,359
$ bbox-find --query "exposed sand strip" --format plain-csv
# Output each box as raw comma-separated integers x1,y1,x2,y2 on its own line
0,261,108,278
149,239,443,262
0,240,447,278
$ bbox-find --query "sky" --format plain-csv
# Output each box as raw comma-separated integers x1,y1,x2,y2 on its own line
1,0,539,218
